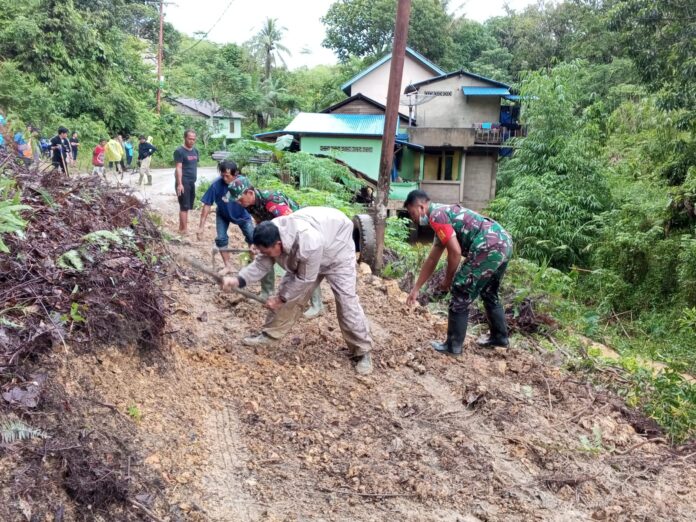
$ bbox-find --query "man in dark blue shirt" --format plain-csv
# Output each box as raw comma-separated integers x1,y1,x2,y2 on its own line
197,160,254,273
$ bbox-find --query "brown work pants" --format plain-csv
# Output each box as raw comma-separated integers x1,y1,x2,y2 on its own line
262,260,372,356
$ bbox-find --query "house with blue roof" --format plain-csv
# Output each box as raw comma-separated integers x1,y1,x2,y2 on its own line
255,48,521,211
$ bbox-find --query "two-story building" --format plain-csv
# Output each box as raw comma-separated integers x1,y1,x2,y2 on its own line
400,70,522,210
255,48,521,210
169,97,244,142
340,47,446,117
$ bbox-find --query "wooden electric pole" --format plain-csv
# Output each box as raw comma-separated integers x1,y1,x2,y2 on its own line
374,0,412,272
156,0,165,114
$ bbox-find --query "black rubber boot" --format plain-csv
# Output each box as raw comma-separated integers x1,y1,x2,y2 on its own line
431,310,468,357
477,304,509,348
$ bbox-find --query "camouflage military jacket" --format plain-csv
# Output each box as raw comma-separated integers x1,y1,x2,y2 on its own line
248,189,300,223
428,203,512,255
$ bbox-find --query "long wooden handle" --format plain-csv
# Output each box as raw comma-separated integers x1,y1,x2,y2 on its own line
213,247,252,254
179,256,268,304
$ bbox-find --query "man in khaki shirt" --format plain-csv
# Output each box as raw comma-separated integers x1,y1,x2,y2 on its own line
221,207,373,375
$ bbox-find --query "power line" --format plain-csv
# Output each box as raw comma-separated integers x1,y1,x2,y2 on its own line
174,0,236,58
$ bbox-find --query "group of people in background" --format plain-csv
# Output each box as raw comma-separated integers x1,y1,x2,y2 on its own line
0,113,142,180
0,114,75,170
91,133,157,185
0,113,158,184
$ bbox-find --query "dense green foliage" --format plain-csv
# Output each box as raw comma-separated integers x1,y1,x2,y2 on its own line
322,0,452,65
489,62,612,269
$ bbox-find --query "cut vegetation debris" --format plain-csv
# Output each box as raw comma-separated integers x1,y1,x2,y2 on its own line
0,153,168,520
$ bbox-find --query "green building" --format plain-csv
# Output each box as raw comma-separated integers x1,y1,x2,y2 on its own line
256,111,422,202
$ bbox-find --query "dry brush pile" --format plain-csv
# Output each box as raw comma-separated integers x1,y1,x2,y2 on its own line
0,152,169,520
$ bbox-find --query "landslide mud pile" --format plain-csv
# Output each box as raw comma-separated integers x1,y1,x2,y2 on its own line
1,155,168,520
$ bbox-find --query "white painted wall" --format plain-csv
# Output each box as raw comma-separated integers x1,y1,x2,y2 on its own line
350,55,438,114
414,74,502,129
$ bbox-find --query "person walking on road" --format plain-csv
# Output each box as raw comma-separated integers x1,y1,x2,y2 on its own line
124,134,134,170
92,138,106,177
105,134,123,176
197,160,255,272
174,129,199,234
116,134,127,173
404,190,513,356
69,131,79,164
50,127,70,173
221,207,373,375
137,135,157,185
228,175,325,318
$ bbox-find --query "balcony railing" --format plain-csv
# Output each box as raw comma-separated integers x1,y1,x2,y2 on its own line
473,123,527,145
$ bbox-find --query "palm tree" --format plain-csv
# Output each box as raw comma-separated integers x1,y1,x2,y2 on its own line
251,77,294,128
250,18,291,81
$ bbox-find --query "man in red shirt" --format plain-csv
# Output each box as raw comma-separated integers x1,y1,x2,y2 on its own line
92,139,106,178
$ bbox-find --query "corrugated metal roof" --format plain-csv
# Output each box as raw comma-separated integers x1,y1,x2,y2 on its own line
395,139,424,151
341,47,446,94
171,97,245,119
462,86,510,96
284,113,385,136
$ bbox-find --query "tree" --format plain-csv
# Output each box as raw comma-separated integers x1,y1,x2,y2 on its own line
322,0,452,65
278,65,349,112
609,0,696,119
488,62,612,269
249,18,291,81
441,18,513,81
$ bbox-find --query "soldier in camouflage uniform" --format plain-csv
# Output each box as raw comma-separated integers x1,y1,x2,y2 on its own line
228,176,324,318
404,190,513,356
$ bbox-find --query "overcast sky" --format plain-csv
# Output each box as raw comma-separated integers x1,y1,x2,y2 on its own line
165,0,538,69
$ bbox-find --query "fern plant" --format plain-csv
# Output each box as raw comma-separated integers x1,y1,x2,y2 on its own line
0,175,31,253
56,249,84,271
0,418,47,444
82,229,123,251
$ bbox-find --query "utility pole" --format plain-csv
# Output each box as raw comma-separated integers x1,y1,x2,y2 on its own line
156,0,165,114
374,0,411,272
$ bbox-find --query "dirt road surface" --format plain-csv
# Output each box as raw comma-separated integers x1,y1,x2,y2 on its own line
111,166,220,198
58,192,696,521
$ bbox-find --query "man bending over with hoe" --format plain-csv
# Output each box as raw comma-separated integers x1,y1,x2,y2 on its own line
220,207,373,375
404,190,513,356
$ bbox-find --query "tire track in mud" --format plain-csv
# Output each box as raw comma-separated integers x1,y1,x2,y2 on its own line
199,403,262,522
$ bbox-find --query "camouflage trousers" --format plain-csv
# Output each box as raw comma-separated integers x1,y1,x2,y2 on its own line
450,222,513,314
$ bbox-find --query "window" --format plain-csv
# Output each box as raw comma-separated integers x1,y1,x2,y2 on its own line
437,151,455,180
229,119,235,133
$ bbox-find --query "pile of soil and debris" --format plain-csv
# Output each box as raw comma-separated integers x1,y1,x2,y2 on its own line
4,161,696,520
1,154,169,520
